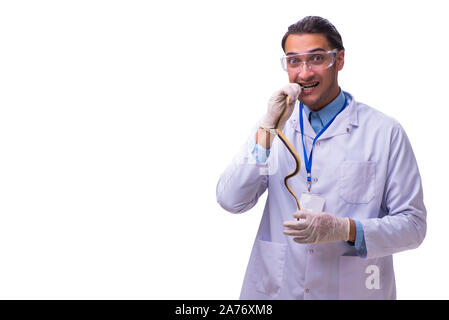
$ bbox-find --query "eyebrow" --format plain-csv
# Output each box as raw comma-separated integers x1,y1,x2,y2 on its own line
286,48,327,55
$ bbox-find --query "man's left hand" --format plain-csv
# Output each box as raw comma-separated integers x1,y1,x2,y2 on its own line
283,211,350,244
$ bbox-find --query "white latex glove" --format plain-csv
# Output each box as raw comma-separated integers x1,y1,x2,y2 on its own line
283,211,350,244
260,83,301,130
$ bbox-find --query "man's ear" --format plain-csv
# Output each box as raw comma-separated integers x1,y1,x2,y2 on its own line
336,50,345,71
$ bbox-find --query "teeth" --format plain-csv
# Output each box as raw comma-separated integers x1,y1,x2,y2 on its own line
301,82,319,89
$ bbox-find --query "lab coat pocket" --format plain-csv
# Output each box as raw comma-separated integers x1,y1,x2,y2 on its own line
253,240,288,298
339,161,376,204
338,256,395,300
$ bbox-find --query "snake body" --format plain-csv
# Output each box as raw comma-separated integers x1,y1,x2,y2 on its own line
275,96,301,211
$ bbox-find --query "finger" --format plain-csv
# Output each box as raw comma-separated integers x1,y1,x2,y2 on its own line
283,83,300,96
273,87,290,104
293,210,311,220
293,236,311,244
283,229,298,236
283,219,308,230
289,83,301,101
282,83,300,105
283,229,309,237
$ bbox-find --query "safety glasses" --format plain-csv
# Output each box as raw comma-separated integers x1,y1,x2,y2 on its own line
280,49,338,74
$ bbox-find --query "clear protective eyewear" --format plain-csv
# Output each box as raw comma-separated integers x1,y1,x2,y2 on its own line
280,49,338,74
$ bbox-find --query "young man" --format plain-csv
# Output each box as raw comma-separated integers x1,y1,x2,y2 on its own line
216,16,426,299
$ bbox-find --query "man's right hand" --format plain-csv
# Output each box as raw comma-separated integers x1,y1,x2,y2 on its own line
260,83,301,131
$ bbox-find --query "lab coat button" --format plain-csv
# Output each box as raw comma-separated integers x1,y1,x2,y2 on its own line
309,249,314,254
305,288,310,293
313,177,318,183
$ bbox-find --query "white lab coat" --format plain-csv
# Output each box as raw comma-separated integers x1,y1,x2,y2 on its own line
216,91,426,300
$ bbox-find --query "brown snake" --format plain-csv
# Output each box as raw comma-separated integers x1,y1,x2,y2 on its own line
274,96,301,211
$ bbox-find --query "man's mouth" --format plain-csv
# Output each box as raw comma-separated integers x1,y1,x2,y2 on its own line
299,81,319,94
299,82,320,89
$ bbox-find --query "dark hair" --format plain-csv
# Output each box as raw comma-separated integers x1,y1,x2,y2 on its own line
281,16,344,52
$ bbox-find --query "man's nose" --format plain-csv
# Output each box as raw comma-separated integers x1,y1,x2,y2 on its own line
297,62,315,78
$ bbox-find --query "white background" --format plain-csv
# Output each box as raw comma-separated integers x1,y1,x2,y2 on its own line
0,0,447,299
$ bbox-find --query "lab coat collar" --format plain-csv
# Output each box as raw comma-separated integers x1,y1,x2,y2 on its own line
289,91,359,139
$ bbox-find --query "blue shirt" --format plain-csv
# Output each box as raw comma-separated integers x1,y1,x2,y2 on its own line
303,89,346,134
252,89,367,258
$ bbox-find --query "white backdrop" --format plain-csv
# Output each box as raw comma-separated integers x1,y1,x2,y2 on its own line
0,0,447,299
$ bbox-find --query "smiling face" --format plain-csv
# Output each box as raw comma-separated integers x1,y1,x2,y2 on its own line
285,33,344,111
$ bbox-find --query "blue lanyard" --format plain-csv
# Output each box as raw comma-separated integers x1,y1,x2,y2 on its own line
299,95,348,191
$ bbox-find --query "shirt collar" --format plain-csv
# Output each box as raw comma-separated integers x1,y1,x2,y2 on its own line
303,88,346,126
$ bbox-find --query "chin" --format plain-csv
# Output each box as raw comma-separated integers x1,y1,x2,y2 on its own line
300,95,317,108
300,91,328,111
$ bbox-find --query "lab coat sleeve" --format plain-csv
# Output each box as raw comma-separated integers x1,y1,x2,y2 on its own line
216,123,269,214
361,123,427,259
